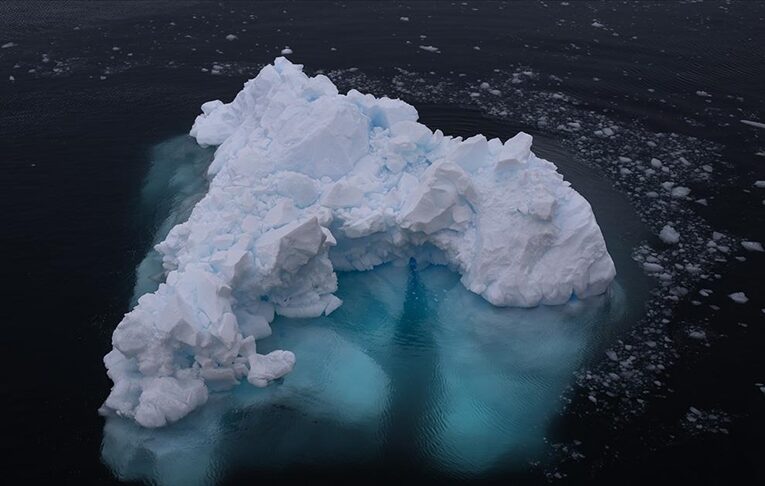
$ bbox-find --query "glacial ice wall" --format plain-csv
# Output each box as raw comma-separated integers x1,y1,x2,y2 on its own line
101,57,615,428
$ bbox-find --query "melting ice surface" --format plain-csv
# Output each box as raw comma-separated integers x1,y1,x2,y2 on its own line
101,58,636,482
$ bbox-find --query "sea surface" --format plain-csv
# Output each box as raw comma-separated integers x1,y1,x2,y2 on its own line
1,2,763,484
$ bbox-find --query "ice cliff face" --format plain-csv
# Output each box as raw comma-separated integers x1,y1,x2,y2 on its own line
101,57,615,427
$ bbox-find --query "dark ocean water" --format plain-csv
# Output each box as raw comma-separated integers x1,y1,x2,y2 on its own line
1,1,763,484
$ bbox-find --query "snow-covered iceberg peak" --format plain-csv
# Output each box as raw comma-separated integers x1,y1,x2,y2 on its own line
101,57,615,428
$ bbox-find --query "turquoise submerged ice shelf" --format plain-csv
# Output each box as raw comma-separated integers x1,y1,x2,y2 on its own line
104,263,626,484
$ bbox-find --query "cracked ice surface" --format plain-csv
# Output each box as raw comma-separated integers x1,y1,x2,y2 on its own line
101,57,615,428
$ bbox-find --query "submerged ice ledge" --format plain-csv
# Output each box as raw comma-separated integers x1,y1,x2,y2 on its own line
101,57,615,428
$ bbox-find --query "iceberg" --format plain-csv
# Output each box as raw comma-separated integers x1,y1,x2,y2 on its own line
101,57,616,428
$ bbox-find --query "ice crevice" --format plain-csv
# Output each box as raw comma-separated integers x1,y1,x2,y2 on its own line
100,57,616,428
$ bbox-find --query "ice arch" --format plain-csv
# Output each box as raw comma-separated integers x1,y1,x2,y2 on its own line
100,57,615,428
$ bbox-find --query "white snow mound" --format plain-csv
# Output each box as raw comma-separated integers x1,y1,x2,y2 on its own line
101,57,616,427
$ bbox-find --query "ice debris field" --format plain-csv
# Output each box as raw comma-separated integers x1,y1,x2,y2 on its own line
101,58,615,428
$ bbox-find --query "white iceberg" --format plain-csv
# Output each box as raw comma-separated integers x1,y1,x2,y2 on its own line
101,57,615,427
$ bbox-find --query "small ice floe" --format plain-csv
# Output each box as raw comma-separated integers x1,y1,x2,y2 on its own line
688,329,706,340
591,21,604,28
741,241,764,252
281,47,292,55
659,225,680,244
728,292,749,304
400,16,409,22
755,180,765,188
671,186,691,198
643,262,664,273
419,45,440,53
594,127,614,137
225,34,238,41
740,119,765,129
9,75,15,82
696,90,711,97
1,42,17,49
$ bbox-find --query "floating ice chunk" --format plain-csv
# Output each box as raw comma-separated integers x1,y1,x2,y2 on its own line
689,330,706,340
728,292,749,304
671,186,691,198
247,350,296,387
102,57,615,427
1,42,16,48
643,262,664,273
225,34,237,41
281,46,292,55
659,225,680,244
419,45,440,53
741,119,765,129
741,241,764,252
755,180,765,188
